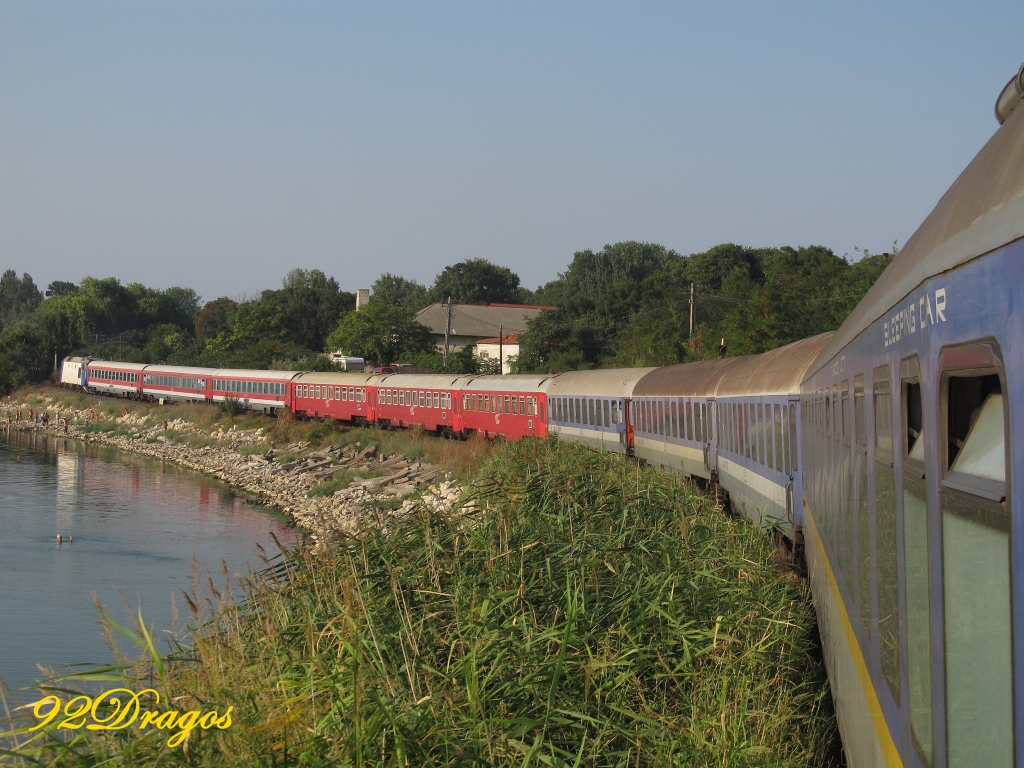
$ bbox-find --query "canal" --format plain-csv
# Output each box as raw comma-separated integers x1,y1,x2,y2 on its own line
0,429,298,698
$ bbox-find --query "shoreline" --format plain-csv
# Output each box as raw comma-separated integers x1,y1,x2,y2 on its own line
3,392,466,544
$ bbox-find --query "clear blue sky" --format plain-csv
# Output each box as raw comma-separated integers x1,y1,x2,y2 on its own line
2,2,1021,302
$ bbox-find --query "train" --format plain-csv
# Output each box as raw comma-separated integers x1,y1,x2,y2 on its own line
58,65,1024,767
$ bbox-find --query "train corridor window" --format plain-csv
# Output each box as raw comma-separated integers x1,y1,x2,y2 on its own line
854,378,871,652
938,346,1011,768
684,402,692,441
872,370,897,708
731,404,738,454
603,399,610,426
895,360,928,763
740,404,748,459
769,405,780,472
696,403,704,444
841,382,854,590
733,404,739,454
751,403,759,463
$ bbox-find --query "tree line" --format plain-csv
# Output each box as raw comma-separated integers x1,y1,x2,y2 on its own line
0,243,889,395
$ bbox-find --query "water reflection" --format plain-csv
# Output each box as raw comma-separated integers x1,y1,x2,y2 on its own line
0,430,299,697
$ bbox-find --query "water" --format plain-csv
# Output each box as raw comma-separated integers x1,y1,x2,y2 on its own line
0,429,299,698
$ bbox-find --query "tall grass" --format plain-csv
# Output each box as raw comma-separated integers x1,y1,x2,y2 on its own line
5,438,837,766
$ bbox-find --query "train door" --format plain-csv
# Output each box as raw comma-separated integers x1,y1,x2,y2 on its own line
624,399,635,453
704,399,715,472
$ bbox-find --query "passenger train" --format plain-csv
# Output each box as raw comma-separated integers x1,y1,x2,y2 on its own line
58,66,1024,766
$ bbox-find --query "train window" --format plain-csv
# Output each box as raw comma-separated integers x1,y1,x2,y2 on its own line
841,382,853,590
733,403,739,454
730,404,737,454
769,405,779,472
434,393,440,408
867,369,899,722
853,377,870,651
683,402,691,441
695,403,704,444
500,395,506,413
899,361,927,756
603,399,609,426
937,344,1011,768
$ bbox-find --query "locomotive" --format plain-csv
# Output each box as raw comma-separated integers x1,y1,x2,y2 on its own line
60,65,1024,767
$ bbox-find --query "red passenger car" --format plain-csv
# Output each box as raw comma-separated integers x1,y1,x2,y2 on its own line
460,375,550,440
372,374,467,435
85,361,147,398
140,365,214,404
211,369,297,414
291,372,377,423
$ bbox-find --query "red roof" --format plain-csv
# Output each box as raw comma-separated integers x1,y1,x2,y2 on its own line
487,303,557,310
476,333,521,345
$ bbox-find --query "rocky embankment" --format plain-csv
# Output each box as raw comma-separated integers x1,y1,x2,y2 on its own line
4,398,469,544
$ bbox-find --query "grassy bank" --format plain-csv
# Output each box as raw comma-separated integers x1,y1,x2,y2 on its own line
5,435,837,767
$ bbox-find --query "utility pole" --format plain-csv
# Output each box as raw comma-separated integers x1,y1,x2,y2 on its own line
498,325,503,375
444,296,453,367
689,283,695,338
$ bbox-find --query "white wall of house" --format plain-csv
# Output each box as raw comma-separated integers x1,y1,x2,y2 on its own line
475,342,519,375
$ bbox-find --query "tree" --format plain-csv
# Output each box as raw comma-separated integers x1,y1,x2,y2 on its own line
0,322,49,395
325,302,434,365
278,269,355,350
194,297,239,340
0,271,43,330
45,280,78,298
371,273,429,310
428,259,522,305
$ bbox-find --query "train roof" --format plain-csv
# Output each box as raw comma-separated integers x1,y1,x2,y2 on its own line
462,374,553,393
545,367,658,398
293,371,377,384
209,368,300,381
632,356,751,398
88,361,149,371
143,364,218,377
718,333,834,397
375,373,471,389
808,87,1024,378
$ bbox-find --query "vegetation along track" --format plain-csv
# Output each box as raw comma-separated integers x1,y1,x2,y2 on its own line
4,416,840,767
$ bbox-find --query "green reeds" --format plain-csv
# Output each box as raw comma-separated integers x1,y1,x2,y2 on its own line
4,439,838,767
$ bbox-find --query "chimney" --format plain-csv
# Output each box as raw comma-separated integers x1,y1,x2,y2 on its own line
355,289,370,310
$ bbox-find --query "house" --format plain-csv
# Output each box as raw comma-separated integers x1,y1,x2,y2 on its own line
475,334,520,375
414,302,555,353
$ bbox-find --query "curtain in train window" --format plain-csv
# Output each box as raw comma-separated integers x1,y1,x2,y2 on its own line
872,376,897,708
941,369,1011,768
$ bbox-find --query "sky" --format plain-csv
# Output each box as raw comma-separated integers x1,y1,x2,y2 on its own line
1,1,1022,302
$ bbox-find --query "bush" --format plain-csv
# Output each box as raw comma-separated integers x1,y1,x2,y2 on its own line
221,397,244,416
